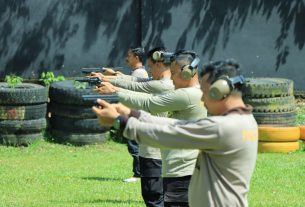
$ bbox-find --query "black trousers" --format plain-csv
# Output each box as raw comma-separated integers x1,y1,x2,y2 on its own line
126,139,140,177
140,157,163,207
163,176,191,207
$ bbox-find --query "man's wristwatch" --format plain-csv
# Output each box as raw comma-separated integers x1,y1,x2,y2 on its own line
112,111,140,130
113,116,122,130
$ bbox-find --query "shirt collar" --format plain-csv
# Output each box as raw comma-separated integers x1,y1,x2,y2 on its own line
222,104,253,115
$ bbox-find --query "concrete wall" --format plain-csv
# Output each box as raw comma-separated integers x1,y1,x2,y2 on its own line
141,0,305,90
1,0,304,89
0,0,141,77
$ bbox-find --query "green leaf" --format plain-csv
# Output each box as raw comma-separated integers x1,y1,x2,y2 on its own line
40,71,65,86
4,74,23,88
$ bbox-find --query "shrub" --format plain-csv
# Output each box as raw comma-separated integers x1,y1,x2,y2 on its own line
4,74,23,88
40,72,65,86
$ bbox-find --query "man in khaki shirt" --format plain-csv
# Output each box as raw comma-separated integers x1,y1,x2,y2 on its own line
93,47,175,207
92,59,258,207
114,47,148,182
90,47,149,183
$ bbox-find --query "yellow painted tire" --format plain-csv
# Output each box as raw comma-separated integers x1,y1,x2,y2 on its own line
258,141,300,153
300,126,305,140
258,126,300,142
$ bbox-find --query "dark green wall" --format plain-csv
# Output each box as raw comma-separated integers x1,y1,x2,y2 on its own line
0,0,141,78
1,0,304,90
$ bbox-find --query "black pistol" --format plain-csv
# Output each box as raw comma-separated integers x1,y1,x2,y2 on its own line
81,67,124,74
82,94,119,105
75,77,103,86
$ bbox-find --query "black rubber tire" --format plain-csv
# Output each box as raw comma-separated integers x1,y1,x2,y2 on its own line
0,83,48,104
0,132,44,146
51,130,108,145
0,104,47,120
0,118,47,134
244,96,296,112
294,90,305,99
253,111,296,126
49,115,109,133
49,102,96,119
242,78,293,98
49,80,98,105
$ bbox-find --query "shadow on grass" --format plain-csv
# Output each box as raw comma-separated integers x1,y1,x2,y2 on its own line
81,176,123,182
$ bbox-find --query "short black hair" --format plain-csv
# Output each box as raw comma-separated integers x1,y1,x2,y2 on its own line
201,59,243,89
129,47,145,63
147,47,166,63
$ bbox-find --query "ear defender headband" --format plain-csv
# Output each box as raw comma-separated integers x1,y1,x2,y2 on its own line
178,51,200,80
131,47,145,55
208,75,245,101
152,51,174,64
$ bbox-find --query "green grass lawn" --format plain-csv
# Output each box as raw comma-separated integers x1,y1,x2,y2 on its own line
0,140,144,207
0,139,304,207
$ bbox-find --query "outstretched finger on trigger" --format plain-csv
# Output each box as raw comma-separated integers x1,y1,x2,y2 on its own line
96,99,110,108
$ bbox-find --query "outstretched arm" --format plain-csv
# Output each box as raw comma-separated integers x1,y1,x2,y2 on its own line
124,115,218,150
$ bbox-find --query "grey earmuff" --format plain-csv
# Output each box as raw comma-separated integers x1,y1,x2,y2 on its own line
208,75,245,101
152,51,174,64
181,56,200,80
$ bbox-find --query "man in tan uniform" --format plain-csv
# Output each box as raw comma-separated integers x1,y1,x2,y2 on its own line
92,59,258,207
115,47,148,182
90,47,149,183
93,47,175,207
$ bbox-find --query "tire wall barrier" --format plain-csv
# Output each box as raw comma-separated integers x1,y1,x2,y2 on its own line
48,80,109,145
258,126,300,153
243,78,301,153
0,83,48,146
243,77,297,127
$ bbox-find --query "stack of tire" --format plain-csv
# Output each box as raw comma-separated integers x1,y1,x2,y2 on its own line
0,83,48,146
242,77,300,153
48,80,109,145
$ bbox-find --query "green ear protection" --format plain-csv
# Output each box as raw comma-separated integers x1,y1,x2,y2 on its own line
208,75,245,101
152,51,174,64
174,51,200,80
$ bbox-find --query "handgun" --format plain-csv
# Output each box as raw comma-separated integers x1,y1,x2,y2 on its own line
81,67,124,74
82,94,119,105
75,77,103,86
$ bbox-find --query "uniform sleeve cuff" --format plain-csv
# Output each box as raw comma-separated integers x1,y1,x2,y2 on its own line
129,110,141,118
